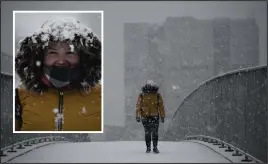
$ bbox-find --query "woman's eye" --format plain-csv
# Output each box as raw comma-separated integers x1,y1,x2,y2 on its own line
49,51,57,55
67,52,75,55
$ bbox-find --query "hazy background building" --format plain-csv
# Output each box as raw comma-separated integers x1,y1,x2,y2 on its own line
124,16,262,140
213,18,259,75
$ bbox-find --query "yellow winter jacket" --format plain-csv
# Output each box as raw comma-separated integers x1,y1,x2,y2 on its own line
136,92,165,118
15,84,102,131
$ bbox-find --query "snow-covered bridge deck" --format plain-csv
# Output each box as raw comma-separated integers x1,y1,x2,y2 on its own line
1,66,266,163
1,140,257,163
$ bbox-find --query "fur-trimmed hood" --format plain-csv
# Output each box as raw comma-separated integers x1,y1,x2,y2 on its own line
15,17,101,92
141,80,159,93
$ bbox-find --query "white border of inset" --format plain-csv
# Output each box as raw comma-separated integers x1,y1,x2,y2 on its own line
13,10,104,134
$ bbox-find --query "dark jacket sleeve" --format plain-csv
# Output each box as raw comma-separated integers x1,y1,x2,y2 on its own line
15,88,22,131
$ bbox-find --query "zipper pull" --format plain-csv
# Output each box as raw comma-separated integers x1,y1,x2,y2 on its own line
59,91,64,113
57,91,64,131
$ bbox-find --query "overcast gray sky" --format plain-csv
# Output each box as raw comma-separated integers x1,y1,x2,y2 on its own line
15,13,101,38
1,1,267,126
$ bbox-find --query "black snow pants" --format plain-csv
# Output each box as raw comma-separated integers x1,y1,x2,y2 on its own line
142,116,159,148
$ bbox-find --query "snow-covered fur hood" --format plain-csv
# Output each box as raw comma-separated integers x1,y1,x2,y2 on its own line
15,17,101,92
142,80,159,93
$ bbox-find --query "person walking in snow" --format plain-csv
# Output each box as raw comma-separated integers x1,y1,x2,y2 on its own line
136,80,165,153
15,17,102,131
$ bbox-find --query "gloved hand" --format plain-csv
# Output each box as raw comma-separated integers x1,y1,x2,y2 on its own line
136,117,141,122
161,117,164,123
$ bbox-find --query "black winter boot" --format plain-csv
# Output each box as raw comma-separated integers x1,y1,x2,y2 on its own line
145,140,151,153
153,147,159,154
146,147,151,153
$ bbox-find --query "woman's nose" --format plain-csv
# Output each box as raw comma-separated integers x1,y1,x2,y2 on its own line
55,49,68,65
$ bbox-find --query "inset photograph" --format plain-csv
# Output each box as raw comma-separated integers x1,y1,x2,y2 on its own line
13,11,103,132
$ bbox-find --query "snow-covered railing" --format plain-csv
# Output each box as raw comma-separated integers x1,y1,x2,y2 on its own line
183,135,263,163
0,72,12,77
0,136,69,158
165,65,267,162
171,65,267,121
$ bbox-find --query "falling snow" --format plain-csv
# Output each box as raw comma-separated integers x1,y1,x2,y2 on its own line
70,45,74,52
172,85,180,90
81,107,87,114
36,61,41,67
52,108,59,114
1,14,266,163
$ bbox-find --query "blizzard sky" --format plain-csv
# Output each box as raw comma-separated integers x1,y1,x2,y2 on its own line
1,1,267,126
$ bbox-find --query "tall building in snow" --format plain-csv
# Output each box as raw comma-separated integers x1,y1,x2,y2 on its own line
212,18,259,76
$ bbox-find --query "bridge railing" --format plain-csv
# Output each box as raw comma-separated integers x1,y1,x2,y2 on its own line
1,136,70,158
1,52,12,75
184,135,263,163
164,65,267,163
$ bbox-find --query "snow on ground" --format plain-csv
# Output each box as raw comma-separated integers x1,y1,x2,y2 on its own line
8,141,230,163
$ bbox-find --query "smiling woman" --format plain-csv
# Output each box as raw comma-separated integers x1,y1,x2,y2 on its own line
14,13,103,132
